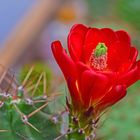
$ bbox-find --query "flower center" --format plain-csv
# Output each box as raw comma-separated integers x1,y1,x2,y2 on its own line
89,43,108,70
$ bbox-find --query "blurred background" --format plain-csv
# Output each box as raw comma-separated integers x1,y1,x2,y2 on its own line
0,0,140,140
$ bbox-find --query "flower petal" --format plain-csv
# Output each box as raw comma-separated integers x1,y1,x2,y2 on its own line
100,28,118,47
129,47,138,63
96,85,126,112
51,41,77,80
84,28,101,63
67,77,83,106
118,61,140,87
79,70,109,107
119,47,138,72
68,24,88,61
76,61,90,76
116,30,131,45
107,41,130,71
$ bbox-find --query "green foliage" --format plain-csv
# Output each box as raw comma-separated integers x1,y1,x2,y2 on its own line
86,0,116,20
117,0,140,30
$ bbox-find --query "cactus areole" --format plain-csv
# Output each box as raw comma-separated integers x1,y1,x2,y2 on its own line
51,24,140,139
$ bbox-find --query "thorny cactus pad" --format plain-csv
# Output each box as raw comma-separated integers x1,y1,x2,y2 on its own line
0,64,63,140
51,24,140,139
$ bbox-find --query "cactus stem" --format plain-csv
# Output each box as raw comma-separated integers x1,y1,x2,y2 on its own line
32,93,61,104
27,102,48,118
54,128,77,140
13,103,23,116
15,131,28,139
23,78,35,89
42,95,48,99
47,92,63,101
67,128,73,133
33,99,47,104
17,86,24,92
25,98,34,105
21,115,28,124
22,65,34,87
78,128,85,134
0,69,7,84
0,92,11,98
43,71,47,96
26,121,41,133
31,72,43,97
54,132,71,140
0,101,4,108
6,73,15,93
54,133,67,140
14,104,41,133
25,84,36,92
71,116,79,123
51,115,58,124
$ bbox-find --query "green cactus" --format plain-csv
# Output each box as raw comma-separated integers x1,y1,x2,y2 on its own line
0,63,65,140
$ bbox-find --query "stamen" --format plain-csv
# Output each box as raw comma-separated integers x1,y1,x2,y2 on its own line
89,43,108,70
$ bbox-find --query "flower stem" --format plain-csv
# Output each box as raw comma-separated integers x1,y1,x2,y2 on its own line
67,131,85,140
67,114,86,140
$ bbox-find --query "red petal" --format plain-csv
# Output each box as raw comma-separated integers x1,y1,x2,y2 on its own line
79,70,109,107
68,24,88,61
118,47,138,73
129,47,138,63
96,85,126,112
76,61,90,77
107,41,130,71
100,71,117,85
51,41,77,80
118,61,140,87
67,77,83,106
100,28,118,47
116,30,131,45
118,61,132,73
84,28,101,63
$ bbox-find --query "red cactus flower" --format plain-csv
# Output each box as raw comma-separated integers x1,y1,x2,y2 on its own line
51,24,140,115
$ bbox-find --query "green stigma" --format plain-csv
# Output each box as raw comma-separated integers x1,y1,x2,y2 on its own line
94,43,107,57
